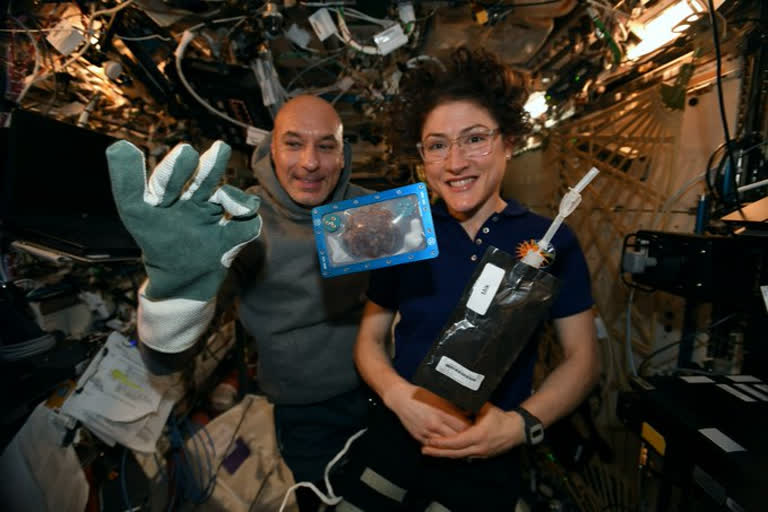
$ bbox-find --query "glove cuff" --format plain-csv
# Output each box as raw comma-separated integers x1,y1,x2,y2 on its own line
138,280,216,354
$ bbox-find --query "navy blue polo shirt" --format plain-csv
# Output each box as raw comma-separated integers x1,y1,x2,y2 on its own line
367,199,594,410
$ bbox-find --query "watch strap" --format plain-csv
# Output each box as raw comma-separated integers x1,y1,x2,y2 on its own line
515,406,544,445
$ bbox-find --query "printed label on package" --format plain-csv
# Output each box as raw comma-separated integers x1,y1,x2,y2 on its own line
435,356,485,391
466,263,505,315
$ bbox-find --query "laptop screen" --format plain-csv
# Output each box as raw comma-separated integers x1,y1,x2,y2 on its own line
0,110,139,259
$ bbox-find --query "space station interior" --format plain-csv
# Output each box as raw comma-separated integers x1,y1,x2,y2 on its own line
1,0,767,511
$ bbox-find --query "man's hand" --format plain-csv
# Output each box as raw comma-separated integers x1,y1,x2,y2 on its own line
106,140,262,302
421,403,525,459
383,381,471,444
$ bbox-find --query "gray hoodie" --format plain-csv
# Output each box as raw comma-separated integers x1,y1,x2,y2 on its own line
231,139,370,405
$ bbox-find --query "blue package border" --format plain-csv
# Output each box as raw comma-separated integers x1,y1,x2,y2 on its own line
312,182,440,278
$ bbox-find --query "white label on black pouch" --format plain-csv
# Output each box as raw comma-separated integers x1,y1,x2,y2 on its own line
466,263,505,316
436,356,485,391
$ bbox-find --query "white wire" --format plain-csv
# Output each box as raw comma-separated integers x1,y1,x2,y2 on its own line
406,54,446,72
650,171,707,229
586,0,629,18
278,428,367,512
285,53,344,92
174,30,252,131
10,16,42,105
300,1,355,6
625,287,638,376
334,10,380,55
33,0,136,85
738,177,768,193
341,8,392,27
115,33,173,41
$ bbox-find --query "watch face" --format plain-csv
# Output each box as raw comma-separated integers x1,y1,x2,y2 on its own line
530,423,545,445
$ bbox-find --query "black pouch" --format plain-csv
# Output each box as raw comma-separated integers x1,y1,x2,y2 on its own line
412,245,560,413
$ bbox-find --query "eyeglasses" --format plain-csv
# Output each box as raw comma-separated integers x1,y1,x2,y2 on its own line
417,128,501,163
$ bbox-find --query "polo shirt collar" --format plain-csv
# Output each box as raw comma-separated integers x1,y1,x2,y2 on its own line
431,198,528,218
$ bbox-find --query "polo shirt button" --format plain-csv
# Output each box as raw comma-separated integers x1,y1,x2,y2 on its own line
470,254,478,261
475,238,483,245
482,227,490,234
492,216,499,222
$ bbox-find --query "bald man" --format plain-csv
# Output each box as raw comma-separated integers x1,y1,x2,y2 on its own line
119,95,371,509
233,95,371,488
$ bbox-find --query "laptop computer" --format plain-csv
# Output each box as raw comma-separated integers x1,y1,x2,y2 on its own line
0,110,141,262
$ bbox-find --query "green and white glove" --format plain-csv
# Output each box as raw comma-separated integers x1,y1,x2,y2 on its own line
106,140,262,356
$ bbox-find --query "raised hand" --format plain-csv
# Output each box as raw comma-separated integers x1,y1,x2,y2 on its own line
106,140,262,302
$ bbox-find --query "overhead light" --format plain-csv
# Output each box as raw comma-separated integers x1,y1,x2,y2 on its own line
626,0,705,60
524,91,548,119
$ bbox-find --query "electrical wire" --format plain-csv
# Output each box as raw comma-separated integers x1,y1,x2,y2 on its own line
34,0,136,85
706,0,744,214
483,0,567,7
115,33,173,41
278,428,368,512
174,29,252,131
341,8,392,27
624,287,638,376
406,54,447,72
334,9,380,55
636,312,738,376
121,447,134,512
300,1,356,6
9,16,42,105
285,53,344,92
165,414,217,505
650,170,708,229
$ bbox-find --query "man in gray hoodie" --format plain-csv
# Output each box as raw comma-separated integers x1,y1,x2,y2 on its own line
107,95,370,509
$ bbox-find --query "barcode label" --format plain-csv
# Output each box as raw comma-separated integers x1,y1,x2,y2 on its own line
435,356,485,391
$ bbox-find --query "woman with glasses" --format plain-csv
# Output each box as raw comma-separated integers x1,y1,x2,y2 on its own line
334,48,600,511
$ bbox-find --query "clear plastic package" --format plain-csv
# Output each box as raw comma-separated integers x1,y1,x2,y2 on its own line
412,246,560,413
312,183,439,278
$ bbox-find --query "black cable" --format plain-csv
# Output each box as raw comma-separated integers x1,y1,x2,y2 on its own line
637,312,738,376
705,142,726,203
707,0,744,215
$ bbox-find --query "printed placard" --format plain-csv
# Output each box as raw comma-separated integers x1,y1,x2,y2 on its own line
436,356,485,391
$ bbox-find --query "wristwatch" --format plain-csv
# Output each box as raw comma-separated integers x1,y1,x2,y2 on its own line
515,406,544,445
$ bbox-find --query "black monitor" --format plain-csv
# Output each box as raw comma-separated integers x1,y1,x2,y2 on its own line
0,110,140,261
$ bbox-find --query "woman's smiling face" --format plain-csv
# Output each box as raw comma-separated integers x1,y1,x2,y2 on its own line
420,100,512,223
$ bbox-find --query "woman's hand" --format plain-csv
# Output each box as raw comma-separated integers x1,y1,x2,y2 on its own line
383,381,471,444
421,403,525,459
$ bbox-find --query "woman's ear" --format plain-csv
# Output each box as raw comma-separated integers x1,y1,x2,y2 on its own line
503,135,516,160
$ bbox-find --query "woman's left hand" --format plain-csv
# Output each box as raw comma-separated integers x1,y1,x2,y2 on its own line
420,403,525,459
